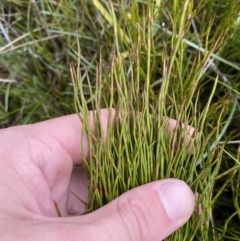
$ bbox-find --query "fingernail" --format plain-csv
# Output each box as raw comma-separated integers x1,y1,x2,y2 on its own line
158,179,194,221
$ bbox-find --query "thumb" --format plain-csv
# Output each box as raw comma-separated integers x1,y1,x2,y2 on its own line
87,178,195,241
17,179,194,241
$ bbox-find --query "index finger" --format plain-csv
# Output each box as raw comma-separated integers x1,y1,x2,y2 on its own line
10,108,194,164
29,108,116,164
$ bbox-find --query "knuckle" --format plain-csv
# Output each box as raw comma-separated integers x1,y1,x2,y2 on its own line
115,195,151,241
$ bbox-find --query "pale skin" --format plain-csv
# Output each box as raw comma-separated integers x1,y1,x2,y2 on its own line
0,109,195,241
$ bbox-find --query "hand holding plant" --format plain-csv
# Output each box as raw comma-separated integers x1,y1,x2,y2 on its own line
0,109,195,241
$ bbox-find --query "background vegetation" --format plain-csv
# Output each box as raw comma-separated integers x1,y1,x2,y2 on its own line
1,0,240,240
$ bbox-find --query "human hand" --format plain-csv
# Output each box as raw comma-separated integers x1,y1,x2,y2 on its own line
0,109,195,241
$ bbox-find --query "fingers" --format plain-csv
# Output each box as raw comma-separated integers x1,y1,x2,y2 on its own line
34,108,194,165
27,108,116,164
163,117,195,153
28,109,194,216
1,108,195,166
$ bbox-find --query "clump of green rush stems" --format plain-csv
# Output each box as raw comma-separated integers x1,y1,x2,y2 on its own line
71,1,240,240
1,0,240,240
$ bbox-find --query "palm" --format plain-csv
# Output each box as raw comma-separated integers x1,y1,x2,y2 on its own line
0,114,88,218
